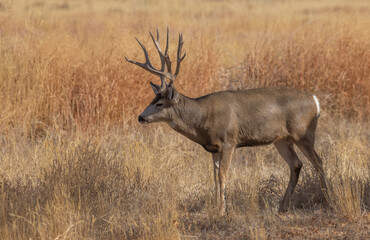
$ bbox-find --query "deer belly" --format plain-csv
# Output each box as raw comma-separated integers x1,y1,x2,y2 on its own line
237,135,276,147
236,140,274,148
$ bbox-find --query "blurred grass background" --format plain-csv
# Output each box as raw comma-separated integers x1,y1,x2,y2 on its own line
0,0,369,239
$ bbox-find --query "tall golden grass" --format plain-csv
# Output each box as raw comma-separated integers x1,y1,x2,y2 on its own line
0,0,369,239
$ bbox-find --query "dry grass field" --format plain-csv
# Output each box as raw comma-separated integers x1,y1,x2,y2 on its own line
0,0,369,239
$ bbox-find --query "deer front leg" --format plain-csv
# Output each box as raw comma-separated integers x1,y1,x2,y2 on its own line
218,145,235,215
212,153,221,206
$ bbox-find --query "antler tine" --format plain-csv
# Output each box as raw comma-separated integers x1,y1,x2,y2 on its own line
165,27,169,57
174,32,186,79
148,29,173,84
149,30,168,88
163,28,172,76
149,30,165,70
134,37,155,69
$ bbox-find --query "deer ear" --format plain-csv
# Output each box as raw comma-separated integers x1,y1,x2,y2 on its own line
167,85,179,103
150,81,161,94
171,89,180,103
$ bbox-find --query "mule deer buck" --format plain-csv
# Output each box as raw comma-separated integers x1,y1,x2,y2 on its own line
125,29,329,215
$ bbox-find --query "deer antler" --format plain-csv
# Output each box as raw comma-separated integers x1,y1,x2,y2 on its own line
125,28,186,88
174,33,186,83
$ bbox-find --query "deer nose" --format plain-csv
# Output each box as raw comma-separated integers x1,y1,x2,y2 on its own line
138,115,145,123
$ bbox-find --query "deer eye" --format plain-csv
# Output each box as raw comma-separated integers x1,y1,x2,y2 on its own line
156,103,164,108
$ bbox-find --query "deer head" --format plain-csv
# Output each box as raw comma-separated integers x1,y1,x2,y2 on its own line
125,28,186,124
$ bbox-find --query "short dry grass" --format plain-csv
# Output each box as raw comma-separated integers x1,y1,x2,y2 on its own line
0,120,369,239
0,0,369,239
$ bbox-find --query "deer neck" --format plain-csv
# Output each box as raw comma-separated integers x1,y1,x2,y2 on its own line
167,94,206,145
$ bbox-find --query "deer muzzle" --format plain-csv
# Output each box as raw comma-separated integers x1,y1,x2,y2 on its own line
138,115,147,124
138,115,154,124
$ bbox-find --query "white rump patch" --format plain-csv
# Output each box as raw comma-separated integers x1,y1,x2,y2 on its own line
313,95,320,117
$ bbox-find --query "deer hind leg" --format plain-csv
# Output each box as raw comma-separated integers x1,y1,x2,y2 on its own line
295,137,330,205
218,145,235,215
212,152,221,206
274,139,303,212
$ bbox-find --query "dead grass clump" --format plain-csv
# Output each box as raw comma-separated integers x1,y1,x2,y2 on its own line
259,174,284,211
0,142,180,239
364,182,370,211
291,167,325,210
321,121,370,219
331,176,366,218
258,168,325,212
0,177,52,238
